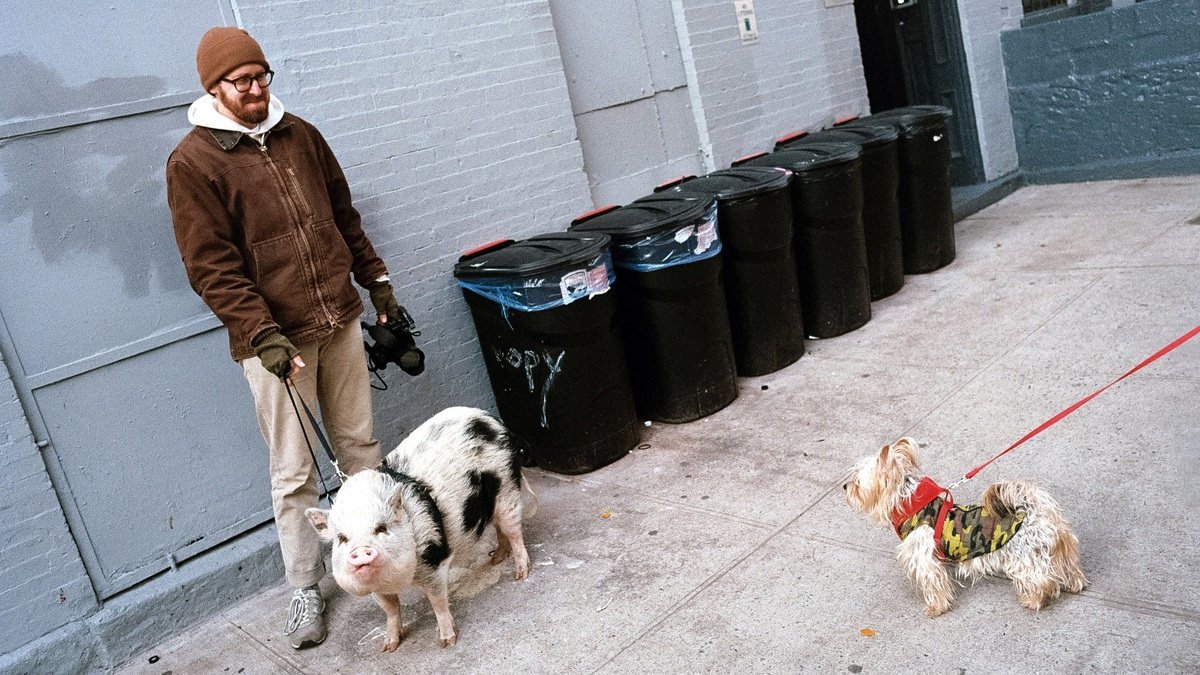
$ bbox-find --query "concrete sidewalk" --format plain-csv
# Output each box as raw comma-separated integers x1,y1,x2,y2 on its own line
117,176,1200,674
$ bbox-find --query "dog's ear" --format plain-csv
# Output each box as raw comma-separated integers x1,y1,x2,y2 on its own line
891,437,919,466
879,444,891,460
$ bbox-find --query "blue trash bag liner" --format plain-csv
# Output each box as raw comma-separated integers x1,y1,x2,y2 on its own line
610,201,721,272
457,250,617,313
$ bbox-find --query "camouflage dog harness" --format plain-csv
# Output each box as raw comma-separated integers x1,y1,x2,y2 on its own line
891,478,1026,562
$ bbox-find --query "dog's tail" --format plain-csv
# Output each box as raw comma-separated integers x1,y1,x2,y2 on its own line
982,480,1087,593
981,480,1060,519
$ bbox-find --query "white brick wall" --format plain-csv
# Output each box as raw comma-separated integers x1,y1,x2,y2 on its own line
679,0,870,169
0,355,96,655
237,0,594,436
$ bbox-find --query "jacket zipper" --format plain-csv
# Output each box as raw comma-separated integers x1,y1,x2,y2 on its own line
259,142,340,329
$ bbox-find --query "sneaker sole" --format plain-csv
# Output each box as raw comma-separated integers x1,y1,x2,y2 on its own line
291,633,327,650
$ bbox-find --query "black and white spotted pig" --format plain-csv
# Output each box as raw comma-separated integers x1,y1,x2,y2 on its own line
305,406,531,651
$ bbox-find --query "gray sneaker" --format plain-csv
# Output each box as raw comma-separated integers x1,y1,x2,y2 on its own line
285,586,327,649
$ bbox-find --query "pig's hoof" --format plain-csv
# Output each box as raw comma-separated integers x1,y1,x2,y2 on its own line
381,629,406,652
440,633,458,648
488,549,510,565
513,552,531,580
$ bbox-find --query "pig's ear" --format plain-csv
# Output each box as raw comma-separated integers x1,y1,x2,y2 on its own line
387,485,406,521
305,508,334,541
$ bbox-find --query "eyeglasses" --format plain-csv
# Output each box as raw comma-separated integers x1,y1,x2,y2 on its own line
221,70,274,93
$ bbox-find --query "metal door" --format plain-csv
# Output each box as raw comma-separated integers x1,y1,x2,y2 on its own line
854,0,985,186
0,3,277,598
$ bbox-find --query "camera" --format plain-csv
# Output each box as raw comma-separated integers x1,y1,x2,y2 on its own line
362,306,425,379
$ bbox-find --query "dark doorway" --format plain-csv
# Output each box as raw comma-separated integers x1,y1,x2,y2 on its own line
853,0,985,186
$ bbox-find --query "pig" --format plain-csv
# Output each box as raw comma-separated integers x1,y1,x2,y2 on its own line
305,406,531,651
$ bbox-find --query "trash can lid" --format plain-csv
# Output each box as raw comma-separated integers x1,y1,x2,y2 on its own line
658,167,791,201
777,125,897,151
569,194,717,240
453,232,612,279
854,105,952,135
735,142,861,173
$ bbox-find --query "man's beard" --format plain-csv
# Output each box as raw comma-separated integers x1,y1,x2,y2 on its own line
216,89,270,127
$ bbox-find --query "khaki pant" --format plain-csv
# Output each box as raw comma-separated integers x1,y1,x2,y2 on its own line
242,322,382,588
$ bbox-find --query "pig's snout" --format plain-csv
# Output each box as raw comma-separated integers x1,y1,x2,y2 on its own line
348,545,378,569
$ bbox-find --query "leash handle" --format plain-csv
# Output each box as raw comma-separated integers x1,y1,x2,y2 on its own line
961,323,1200,481
284,378,348,484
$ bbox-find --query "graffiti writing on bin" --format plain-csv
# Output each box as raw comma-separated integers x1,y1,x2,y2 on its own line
491,347,565,428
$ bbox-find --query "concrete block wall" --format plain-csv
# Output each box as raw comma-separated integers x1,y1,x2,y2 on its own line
958,0,1022,181
236,0,595,441
1002,0,1200,183
0,352,95,658
678,0,870,169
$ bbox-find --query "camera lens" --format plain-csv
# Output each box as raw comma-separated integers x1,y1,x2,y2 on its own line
399,349,425,375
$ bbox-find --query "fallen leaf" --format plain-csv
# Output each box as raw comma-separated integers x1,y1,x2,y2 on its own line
600,511,611,519
860,628,875,637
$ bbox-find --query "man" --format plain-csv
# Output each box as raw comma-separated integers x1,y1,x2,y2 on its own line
166,26,402,649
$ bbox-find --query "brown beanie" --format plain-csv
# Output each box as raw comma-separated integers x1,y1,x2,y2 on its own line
196,27,271,91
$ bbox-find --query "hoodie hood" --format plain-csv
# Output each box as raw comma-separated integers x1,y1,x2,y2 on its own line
187,93,285,137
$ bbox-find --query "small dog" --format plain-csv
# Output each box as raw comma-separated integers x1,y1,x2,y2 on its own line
843,437,1087,617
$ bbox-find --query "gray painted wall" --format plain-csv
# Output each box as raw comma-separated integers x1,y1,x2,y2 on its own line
550,0,706,206
1002,0,1200,183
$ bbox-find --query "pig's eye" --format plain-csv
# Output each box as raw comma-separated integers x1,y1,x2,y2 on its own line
373,523,388,535
336,534,348,545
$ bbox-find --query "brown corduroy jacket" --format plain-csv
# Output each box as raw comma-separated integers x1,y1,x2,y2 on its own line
167,113,387,361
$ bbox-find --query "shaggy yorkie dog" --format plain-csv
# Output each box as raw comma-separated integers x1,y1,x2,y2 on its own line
843,438,1087,617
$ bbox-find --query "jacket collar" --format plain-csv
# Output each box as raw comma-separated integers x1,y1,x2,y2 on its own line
205,116,294,151
187,93,288,151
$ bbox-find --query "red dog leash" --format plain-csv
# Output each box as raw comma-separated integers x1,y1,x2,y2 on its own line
951,323,1200,488
892,324,1200,552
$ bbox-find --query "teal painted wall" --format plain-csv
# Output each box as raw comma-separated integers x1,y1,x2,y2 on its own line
1002,0,1200,183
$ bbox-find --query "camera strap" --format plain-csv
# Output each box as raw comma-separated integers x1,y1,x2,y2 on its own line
283,378,348,505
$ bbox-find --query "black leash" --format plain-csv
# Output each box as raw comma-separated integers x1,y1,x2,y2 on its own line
283,377,346,505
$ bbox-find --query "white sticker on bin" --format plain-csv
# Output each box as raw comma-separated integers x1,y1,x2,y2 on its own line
586,262,611,295
559,269,589,305
694,220,717,255
560,263,611,305
674,226,694,244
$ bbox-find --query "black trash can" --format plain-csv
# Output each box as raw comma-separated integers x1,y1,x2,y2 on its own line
652,167,805,376
839,105,954,273
776,125,904,301
453,233,638,474
735,143,871,338
568,197,738,423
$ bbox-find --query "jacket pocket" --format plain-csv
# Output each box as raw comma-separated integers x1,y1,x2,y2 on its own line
311,219,355,300
250,231,313,331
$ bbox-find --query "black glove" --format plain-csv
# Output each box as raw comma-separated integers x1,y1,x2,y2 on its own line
252,328,299,380
368,280,401,324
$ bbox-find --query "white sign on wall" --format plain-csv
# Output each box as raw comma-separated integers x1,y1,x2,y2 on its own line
734,0,759,44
